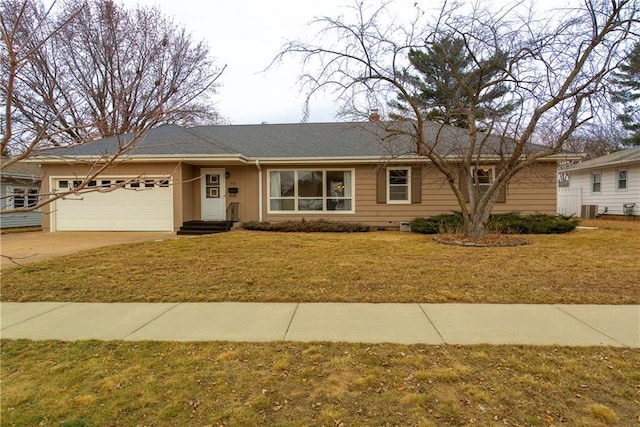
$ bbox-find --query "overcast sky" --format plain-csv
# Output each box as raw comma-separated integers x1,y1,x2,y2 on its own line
130,0,574,125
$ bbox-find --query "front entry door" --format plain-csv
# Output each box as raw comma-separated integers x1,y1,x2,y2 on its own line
201,168,226,220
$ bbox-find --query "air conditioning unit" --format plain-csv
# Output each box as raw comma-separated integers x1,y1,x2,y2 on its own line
399,221,411,232
581,205,598,219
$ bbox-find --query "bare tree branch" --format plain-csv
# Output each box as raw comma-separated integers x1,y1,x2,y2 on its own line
274,0,638,238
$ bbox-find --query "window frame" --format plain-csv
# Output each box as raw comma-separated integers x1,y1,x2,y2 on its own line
386,167,411,204
471,166,495,187
468,165,496,201
591,170,602,193
267,168,355,214
10,186,39,209
616,168,627,191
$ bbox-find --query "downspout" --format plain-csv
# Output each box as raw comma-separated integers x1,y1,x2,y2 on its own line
255,160,263,222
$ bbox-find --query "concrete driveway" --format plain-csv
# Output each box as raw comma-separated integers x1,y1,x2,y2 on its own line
1,231,181,269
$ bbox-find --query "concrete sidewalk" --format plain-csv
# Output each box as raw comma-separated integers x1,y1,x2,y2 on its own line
1,302,638,347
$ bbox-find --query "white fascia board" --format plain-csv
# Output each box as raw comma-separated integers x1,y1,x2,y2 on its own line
32,154,250,164
31,153,576,165
251,156,427,165
564,158,640,172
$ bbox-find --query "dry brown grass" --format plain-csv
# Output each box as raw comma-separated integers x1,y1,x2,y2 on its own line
2,340,638,426
1,219,638,304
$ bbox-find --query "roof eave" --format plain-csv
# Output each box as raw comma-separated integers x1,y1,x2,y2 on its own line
564,157,640,172
29,153,575,165
31,154,251,164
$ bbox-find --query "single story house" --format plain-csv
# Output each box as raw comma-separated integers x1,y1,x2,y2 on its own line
32,121,572,232
0,157,42,229
558,146,639,218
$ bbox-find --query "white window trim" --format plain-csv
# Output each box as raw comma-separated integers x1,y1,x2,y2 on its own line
471,165,496,186
616,168,628,191
591,170,602,194
8,185,39,209
386,167,411,204
267,168,355,214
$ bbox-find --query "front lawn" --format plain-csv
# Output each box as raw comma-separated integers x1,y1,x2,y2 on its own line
1,219,638,304
2,340,638,426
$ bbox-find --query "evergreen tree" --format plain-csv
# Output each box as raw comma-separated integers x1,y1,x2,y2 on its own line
391,37,517,130
611,41,640,146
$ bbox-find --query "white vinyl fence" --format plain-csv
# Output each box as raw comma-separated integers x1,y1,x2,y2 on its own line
557,188,581,217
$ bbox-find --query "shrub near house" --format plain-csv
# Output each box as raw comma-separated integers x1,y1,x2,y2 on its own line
410,213,579,234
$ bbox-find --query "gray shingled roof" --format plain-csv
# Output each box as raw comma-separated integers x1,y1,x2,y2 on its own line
33,121,559,160
0,157,41,179
564,146,640,172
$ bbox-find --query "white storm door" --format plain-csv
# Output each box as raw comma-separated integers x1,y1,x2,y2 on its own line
201,168,226,220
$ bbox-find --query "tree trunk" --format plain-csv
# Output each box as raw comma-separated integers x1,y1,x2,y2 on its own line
462,209,492,239
461,178,500,240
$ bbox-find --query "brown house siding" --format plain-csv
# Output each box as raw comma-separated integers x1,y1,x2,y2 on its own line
39,159,557,231
181,164,197,223
261,162,558,228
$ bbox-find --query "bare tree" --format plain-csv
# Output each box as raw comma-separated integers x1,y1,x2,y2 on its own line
2,0,225,151
1,0,225,216
276,0,638,238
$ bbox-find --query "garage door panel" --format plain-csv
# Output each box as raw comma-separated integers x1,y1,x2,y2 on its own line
55,183,173,231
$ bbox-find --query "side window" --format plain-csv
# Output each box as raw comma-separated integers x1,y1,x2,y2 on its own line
591,171,601,193
387,168,410,203
617,169,627,191
11,188,38,208
27,189,39,207
12,188,26,208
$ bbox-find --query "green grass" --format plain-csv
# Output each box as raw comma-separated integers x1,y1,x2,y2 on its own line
1,219,639,304
2,340,638,426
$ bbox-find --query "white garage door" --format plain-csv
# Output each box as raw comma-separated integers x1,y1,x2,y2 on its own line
53,178,173,231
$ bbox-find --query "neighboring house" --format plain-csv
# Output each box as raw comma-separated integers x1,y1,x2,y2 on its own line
31,122,573,232
558,146,640,218
0,157,42,229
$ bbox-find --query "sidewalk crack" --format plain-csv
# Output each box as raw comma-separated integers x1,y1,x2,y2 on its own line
283,303,299,341
0,302,70,330
419,304,446,344
552,305,629,348
122,303,181,340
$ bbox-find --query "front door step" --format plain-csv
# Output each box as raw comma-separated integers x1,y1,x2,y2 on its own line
177,221,234,235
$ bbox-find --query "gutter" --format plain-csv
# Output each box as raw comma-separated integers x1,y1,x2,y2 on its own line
255,160,263,222
563,158,640,172
27,153,579,166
